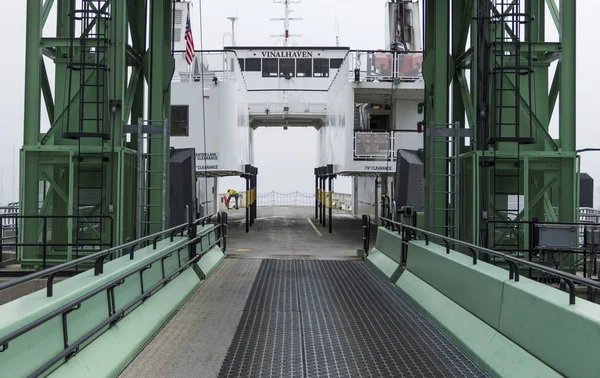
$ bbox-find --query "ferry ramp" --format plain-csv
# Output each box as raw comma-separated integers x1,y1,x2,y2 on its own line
1,208,599,378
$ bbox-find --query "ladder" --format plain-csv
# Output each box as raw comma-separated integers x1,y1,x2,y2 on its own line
488,0,534,144
427,122,473,239
130,118,170,239
486,0,534,254
64,0,111,259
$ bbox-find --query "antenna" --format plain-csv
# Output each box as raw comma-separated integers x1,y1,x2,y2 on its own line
335,14,340,47
271,0,302,46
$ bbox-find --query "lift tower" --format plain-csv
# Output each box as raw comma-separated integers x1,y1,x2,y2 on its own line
20,0,175,268
422,1,578,255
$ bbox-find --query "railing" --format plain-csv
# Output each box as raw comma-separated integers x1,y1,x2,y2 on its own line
220,191,352,209
378,216,600,305
171,49,247,89
349,50,424,84
0,215,114,270
353,129,395,161
485,219,600,281
0,212,227,376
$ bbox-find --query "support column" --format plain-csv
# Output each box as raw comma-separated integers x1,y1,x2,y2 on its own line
147,0,174,234
423,0,450,232
559,0,577,223
21,0,43,258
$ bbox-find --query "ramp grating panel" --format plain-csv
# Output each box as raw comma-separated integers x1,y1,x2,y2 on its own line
218,260,490,378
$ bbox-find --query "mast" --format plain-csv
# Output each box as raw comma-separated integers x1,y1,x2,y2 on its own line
271,0,302,46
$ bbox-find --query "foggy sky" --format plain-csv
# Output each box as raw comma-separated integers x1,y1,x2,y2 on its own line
1,1,599,205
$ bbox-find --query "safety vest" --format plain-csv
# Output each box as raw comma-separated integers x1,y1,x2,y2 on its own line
227,189,238,195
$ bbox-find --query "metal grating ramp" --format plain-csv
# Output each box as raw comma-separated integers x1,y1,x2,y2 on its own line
218,259,490,378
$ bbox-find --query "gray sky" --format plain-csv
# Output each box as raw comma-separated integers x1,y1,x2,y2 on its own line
1,1,599,205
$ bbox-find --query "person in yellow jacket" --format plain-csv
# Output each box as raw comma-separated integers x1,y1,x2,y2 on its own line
226,189,240,210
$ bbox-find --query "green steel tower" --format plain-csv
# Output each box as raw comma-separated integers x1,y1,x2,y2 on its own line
20,0,174,268
423,1,577,256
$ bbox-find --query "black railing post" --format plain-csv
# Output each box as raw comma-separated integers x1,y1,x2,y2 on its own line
328,164,333,234
221,212,228,252
0,216,3,266
320,167,326,228
42,217,48,270
254,167,258,221
188,206,196,260
244,165,251,233
362,214,370,253
314,168,319,220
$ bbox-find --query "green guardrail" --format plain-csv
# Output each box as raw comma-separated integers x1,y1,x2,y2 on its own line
0,213,227,377
366,217,600,378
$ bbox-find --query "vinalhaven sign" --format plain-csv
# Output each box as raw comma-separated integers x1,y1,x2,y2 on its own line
261,51,313,58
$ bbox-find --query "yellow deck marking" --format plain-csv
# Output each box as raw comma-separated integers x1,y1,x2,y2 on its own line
234,248,253,252
307,218,323,236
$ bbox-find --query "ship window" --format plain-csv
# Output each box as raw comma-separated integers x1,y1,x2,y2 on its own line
330,58,343,69
238,58,245,71
313,58,329,77
296,58,312,77
171,105,189,137
174,9,183,24
244,58,261,71
173,28,182,43
279,58,295,78
262,58,278,77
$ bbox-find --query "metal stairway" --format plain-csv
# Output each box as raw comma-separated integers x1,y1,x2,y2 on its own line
64,0,111,258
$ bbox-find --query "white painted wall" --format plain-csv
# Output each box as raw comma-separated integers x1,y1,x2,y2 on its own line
170,75,251,174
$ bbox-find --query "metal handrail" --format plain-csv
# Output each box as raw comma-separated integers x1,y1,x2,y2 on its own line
172,49,248,90
0,227,223,377
0,213,221,297
379,217,600,305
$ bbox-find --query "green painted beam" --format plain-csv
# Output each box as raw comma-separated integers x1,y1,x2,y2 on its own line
548,62,560,132
546,0,560,33
559,0,577,223
40,37,107,48
123,66,142,121
456,71,476,129
40,57,55,124
146,0,174,235
454,47,473,69
42,0,55,27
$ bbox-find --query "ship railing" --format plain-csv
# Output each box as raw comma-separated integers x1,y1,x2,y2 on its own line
379,217,600,306
171,49,247,89
348,50,424,84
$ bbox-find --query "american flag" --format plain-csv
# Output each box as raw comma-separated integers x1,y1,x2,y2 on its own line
184,11,194,65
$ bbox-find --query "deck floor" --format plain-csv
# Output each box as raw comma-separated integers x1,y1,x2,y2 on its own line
119,208,489,378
